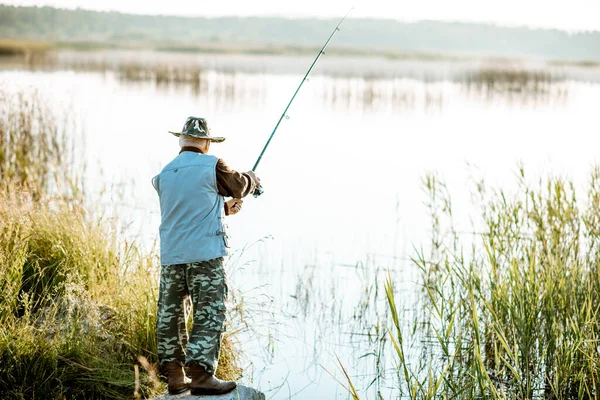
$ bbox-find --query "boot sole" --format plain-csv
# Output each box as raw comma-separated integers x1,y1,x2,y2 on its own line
190,385,237,396
168,386,190,395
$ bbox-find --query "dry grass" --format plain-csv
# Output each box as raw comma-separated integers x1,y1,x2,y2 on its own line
215,334,244,381
0,40,52,65
0,85,243,399
0,186,164,399
0,87,74,198
0,39,51,55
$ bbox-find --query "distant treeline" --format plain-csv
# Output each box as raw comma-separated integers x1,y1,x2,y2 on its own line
1,5,600,61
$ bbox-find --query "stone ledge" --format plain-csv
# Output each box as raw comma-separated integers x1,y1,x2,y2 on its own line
153,385,265,400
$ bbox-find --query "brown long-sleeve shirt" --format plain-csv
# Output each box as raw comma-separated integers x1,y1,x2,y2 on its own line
215,159,256,199
179,146,257,214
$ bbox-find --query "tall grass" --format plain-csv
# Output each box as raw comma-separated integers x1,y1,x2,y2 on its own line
341,170,600,399
0,188,164,399
0,88,241,398
0,87,73,199
0,85,161,399
386,170,600,398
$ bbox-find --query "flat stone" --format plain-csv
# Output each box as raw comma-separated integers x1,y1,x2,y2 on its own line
153,385,265,400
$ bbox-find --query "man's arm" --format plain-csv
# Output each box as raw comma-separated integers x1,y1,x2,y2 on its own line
216,159,258,199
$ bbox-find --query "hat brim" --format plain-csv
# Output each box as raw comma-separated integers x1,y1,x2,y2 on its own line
169,131,226,143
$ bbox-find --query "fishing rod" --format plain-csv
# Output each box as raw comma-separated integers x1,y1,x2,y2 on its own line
252,8,353,197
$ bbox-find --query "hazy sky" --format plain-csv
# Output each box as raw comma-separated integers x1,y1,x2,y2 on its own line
3,0,600,32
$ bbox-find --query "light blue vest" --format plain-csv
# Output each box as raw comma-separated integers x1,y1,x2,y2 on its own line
152,152,228,265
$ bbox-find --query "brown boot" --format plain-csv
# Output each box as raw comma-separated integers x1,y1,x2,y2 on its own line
165,362,191,394
189,363,237,396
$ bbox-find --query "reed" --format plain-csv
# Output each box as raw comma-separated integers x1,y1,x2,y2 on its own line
334,170,600,399
463,67,569,105
379,170,600,398
0,40,51,58
0,87,74,199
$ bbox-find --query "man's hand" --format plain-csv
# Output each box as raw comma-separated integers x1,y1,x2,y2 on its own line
225,199,243,215
246,171,261,186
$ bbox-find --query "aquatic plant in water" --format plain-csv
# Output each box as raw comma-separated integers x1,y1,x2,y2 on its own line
343,170,600,399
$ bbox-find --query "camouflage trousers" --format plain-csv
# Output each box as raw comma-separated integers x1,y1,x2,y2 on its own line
156,257,228,374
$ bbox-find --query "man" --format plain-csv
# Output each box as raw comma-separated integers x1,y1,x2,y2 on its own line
152,116,260,395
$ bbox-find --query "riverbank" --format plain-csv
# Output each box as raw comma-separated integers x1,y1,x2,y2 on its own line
2,38,600,68
0,88,242,399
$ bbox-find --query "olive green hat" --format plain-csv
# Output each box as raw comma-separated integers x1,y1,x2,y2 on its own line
169,116,225,143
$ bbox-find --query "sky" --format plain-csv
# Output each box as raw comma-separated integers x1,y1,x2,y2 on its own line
2,0,600,32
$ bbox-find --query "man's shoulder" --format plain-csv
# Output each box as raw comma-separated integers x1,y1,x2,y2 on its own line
216,158,229,170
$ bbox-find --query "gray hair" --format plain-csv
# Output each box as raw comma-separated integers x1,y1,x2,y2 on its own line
179,135,208,149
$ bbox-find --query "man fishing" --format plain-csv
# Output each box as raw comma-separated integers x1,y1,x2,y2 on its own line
151,116,260,395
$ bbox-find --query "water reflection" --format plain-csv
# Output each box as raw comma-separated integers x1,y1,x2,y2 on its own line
0,50,589,110
462,67,570,105
244,248,424,399
319,76,445,113
103,64,572,111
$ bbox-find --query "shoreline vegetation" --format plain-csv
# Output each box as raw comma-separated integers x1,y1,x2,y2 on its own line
0,39,482,62
340,172,600,398
0,88,241,399
0,39,599,68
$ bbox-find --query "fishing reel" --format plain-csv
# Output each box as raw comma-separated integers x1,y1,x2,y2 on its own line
253,185,264,198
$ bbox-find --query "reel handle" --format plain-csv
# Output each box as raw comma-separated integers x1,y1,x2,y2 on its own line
253,185,264,198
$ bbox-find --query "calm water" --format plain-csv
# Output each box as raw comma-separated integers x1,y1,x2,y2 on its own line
2,52,600,399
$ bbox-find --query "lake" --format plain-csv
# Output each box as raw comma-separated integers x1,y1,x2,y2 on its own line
2,50,600,399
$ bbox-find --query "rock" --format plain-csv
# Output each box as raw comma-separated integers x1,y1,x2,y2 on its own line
153,385,265,400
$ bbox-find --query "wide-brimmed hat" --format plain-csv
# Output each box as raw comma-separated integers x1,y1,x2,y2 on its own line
169,116,225,143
